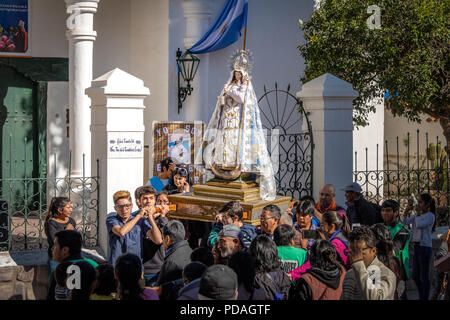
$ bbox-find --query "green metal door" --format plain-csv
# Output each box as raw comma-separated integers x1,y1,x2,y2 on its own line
0,64,38,209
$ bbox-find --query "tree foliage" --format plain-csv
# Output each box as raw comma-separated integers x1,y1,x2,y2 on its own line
299,0,449,135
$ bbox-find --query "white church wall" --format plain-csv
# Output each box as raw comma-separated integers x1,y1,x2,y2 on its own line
168,0,187,122
47,82,70,179
93,0,132,77
30,0,68,58
130,0,170,183
352,97,385,201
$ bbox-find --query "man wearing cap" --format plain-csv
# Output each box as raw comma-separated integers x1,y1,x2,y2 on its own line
217,224,243,264
343,182,381,227
198,264,239,300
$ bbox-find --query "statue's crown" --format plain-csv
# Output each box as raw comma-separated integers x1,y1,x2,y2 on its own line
229,49,253,75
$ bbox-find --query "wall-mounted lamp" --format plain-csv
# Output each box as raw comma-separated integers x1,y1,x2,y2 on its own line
176,48,200,114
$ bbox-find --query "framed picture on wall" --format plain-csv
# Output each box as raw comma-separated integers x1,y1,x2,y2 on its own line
153,121,205,185
0,0,31,56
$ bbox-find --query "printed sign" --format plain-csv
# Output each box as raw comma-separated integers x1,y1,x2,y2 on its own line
108,132,143,158
0,0,30,55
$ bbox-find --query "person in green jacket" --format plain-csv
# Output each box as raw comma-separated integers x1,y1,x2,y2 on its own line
381,199,410,297
274,224,307,274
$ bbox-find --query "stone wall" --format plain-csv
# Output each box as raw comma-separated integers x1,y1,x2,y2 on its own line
0,247,106,300
0,265,36,300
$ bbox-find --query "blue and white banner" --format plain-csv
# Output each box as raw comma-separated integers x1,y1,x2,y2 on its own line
189,0,248,54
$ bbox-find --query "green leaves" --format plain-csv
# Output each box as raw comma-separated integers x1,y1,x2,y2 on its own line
298,0,449,128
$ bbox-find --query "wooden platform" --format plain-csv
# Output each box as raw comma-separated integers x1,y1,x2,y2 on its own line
168,183,291,225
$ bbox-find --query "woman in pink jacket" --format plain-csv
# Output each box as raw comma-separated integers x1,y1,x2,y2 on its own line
289,210,351,281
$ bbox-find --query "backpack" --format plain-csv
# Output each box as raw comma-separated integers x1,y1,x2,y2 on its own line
330,233,351,270
255,271,291,300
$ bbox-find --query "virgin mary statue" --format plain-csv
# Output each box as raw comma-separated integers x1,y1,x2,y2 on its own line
196,50,276,201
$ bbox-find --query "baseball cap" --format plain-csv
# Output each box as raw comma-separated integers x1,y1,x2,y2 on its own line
198,264,238,300
218,224,241,239
342,182,362,193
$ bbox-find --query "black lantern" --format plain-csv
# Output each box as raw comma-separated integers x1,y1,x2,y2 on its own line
176,48,200,114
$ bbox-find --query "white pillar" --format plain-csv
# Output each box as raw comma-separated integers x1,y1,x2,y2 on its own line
297,73,359,206
182,0,212,123
66,0,100,177
87,68,150,255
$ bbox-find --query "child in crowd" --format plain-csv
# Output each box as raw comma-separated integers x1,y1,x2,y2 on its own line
54,261,72,300
404,193,436,300
114,253,159,300
91,262,117,300
164,167,191,194
69,260,97,300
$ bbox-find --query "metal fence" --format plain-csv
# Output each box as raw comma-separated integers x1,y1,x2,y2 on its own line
0,155,99,251
259,83,314,200
354,130,449,226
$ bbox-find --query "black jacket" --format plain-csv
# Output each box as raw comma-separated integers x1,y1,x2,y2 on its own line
142,216,169,275
349,196,382,226
156,240,192,286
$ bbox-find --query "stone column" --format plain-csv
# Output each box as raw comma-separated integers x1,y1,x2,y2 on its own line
182,0,212,123
66,0,100,177
87,68,150,255
297,73,358,206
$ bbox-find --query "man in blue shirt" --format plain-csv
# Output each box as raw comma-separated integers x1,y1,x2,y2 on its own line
106,190,163,266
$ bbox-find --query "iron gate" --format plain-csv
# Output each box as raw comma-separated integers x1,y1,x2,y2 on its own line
0,154,100,251
258,83,314,200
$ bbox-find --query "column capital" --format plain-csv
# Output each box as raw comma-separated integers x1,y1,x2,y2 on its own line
182,0,212,19
66,0,100,40
182,0,212,49
66,0,100,13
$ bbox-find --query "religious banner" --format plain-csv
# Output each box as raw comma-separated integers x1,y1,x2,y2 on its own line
0,0,30,56
153,121,205,185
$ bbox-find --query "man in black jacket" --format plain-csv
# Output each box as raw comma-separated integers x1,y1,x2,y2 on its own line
343,182,382,228
156,220,192,286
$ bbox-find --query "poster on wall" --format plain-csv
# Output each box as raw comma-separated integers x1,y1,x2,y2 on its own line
153,121,205,185
168,133,191,165
0,0,30,56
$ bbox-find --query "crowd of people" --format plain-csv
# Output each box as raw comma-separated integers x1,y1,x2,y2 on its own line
0,20,28,52
42,157,450,301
